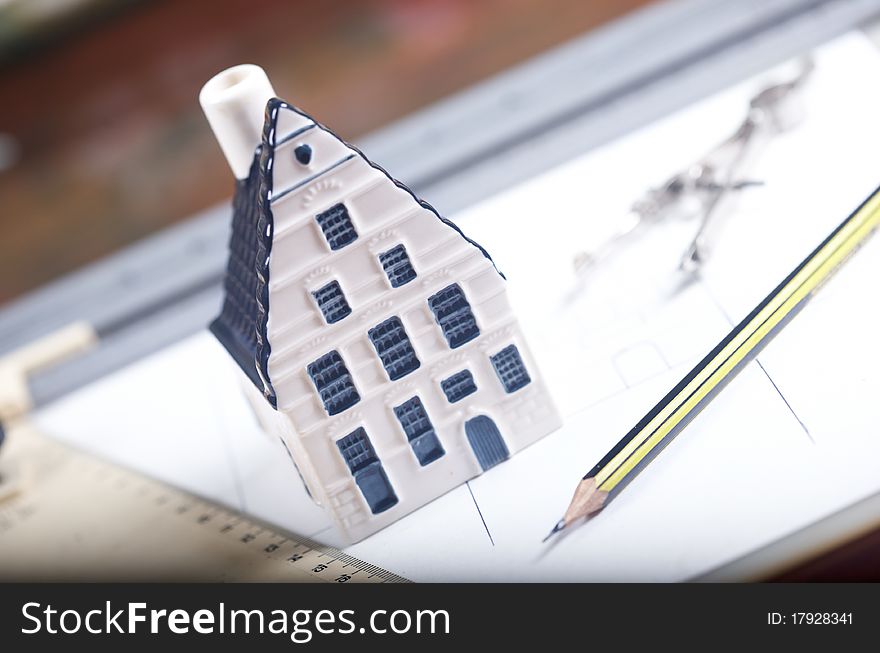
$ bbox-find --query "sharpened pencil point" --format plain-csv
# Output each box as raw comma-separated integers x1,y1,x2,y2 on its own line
542,519,566,543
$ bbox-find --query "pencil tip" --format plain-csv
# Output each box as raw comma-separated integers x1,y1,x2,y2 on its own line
542,519,566,543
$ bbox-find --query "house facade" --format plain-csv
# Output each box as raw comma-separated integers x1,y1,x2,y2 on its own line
202,66,561,542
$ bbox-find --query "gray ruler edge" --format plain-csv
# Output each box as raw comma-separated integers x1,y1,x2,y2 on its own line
2,0,879,406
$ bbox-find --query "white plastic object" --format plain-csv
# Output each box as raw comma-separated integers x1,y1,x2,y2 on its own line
0,322,97,422
199,64,277,179
201,67,562,543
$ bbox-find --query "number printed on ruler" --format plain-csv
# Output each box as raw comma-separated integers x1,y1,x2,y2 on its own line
0,425,406,583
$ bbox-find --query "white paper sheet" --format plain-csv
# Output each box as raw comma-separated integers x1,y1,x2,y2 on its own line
33,33,880,581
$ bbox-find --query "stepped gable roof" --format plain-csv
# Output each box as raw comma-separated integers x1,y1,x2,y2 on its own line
210,98,502,408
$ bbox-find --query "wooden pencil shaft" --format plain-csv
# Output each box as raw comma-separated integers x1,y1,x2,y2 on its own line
587,184,880,502
562,478,609,527
604,295,808,502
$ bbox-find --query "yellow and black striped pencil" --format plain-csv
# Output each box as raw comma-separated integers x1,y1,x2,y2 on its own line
544,184,880,542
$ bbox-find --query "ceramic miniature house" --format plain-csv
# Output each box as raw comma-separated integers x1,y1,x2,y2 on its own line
200,65,561,542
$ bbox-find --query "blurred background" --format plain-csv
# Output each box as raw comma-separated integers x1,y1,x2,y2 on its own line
0,0,651,304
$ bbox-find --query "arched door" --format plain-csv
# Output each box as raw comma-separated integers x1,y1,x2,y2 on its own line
465,416,509,471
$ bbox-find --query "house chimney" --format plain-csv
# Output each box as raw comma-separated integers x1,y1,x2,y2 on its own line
199,64,276,179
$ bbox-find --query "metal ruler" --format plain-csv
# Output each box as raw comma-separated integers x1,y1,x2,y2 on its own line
0,422,406,582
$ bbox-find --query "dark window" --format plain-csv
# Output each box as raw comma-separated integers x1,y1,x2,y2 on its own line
336,427,398,514
368,317,420,381
307,350,360,416
427,284,480,348
440,369,477,403
394,397,445,466
490,344,532,393
336,426,377,473
315,203,358,250
312,280,351,324
379,244,417,288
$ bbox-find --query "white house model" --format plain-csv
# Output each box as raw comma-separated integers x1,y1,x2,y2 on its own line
200,65,561,542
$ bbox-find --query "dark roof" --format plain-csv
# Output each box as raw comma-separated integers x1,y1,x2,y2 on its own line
209,152,267,396
210,98,502,408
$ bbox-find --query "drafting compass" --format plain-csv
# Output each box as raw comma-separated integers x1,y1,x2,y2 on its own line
574,58,814,276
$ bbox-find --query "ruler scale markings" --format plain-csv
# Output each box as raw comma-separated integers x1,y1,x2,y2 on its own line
0,424,408,582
